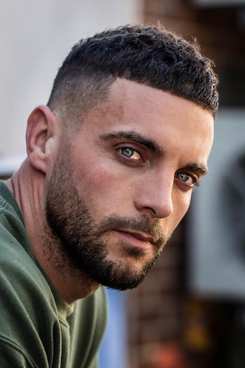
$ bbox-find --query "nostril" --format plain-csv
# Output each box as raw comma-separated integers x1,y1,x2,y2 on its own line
134,196,173,219
134,175,174,219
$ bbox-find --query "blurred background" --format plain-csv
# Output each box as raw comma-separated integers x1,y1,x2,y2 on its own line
1,1,245,367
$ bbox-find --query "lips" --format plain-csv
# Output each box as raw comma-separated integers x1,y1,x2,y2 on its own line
113,229,157,248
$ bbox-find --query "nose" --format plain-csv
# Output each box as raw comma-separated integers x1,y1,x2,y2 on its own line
134,172,174,219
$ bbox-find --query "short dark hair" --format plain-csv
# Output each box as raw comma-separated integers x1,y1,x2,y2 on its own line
47,24,219,125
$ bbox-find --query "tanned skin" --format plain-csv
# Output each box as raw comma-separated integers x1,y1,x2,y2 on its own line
6,79,214,305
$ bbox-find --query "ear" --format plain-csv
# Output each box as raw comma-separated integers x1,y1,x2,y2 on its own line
26,105,60,174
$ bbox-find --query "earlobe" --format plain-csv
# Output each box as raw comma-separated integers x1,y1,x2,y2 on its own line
26,105,58,174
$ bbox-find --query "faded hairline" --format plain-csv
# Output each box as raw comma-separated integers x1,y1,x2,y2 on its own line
48,73,115,132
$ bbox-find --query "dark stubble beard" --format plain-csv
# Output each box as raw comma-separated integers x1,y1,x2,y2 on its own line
45,140,168,291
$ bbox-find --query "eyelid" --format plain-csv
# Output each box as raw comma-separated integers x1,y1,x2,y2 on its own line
115,142,142,153
116,144,145,163
190,175,200,188
176,171,200,188
120,147,141,159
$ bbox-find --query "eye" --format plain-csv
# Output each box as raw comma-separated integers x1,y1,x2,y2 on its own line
177,172,199,187
119,147,142,161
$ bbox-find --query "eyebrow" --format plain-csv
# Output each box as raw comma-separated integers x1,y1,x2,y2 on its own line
182,163,209,177
99,130,164,157
100,130,209,176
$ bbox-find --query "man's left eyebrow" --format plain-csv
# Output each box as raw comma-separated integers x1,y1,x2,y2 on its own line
99,131,164,157
183,163,209,177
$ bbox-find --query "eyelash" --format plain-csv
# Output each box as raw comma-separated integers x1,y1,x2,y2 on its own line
176,172,200,188
193,178,200,188
116,146,144,163
116,146,200,188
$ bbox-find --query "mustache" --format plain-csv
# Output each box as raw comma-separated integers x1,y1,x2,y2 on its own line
95,214,168,250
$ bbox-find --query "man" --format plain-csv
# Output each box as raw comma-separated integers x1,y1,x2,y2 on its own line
0,25,218,367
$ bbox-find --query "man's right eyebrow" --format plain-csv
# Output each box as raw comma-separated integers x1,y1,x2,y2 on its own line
99,131,164,157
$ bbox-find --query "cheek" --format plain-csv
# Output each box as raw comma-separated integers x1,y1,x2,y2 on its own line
171,190,192,226
73,162,134,218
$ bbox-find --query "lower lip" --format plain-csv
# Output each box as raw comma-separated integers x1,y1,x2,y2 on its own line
112,230,153,250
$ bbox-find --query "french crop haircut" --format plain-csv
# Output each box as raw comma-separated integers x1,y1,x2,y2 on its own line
47,25,219,126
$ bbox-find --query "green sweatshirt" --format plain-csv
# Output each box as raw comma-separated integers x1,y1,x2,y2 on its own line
0,182,107,368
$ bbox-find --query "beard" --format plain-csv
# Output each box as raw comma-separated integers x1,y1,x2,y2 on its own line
45,141,168,291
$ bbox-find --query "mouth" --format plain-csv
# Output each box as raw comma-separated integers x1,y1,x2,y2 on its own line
112,229,157,250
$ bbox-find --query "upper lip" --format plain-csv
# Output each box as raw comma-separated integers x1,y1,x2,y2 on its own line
114,229,157,245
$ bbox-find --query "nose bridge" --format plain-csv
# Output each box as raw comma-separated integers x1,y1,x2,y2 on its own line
135,167,174,219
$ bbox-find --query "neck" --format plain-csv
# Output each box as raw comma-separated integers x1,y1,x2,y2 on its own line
6,160,99,305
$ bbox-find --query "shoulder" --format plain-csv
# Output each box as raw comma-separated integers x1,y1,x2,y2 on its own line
0,195,60,367
0,197,54,310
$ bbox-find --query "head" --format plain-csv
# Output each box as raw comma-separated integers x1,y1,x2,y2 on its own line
47,24,218,126
27,25,218,293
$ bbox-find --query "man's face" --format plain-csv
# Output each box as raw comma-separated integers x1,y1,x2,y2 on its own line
46,79,214,290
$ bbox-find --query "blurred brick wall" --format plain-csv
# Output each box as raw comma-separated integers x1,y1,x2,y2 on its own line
143,0,245,106
143,0,245,68
126,1,245,367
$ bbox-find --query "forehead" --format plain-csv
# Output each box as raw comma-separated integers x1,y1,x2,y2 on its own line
80,78,214,164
